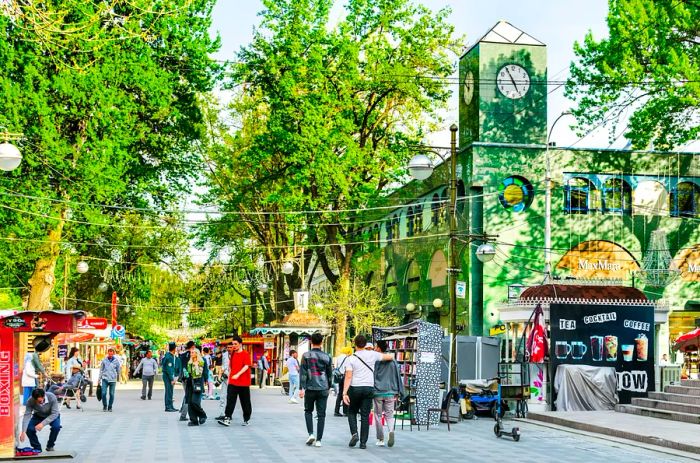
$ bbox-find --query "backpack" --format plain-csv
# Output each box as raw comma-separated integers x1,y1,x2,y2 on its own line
332,356,348,384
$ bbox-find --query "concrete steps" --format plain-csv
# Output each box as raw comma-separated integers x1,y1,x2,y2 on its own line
617,380,700,424
615,404,700,424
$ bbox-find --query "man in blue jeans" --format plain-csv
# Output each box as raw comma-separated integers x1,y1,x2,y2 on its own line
98,347,121,412
286,350,300,403
20,389,61,452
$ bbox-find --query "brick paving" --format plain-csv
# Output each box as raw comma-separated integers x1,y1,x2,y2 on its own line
29,382,697,463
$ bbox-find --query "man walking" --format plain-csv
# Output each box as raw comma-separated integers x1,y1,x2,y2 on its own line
98,347,121,412
299,332,332,448
215,343,233,420
342,335,393,449
162,343,178,412
257,352,270,388
19,389,61,453
286,350,300,403
218,335,252,427
373,340,403,447
178,341,195,422
134,350,159,400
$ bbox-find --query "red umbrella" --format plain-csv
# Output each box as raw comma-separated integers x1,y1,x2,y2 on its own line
673,327,700,352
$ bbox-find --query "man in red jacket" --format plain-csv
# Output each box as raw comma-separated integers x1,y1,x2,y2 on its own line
217,335,253,427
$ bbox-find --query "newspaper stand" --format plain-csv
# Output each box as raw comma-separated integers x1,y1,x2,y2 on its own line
498,362,530,418
0,310,85,460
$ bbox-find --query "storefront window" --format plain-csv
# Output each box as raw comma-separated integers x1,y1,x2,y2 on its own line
602,178,632,214
671,182,700,218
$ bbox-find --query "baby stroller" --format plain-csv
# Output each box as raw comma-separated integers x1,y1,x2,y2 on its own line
46,370,89,411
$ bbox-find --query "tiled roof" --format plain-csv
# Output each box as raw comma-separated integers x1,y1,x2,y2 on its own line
520,285,647,301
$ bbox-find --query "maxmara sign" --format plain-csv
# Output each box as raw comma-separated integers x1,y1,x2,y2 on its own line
557,240,639,279
577,259,623,272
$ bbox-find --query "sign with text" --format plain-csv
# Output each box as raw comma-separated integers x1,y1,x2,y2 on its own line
78,317,108,330
550,303,654,405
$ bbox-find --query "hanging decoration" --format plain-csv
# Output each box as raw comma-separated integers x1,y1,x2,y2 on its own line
636,229,680,287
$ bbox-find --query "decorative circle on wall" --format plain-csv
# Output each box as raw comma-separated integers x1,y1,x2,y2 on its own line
498,176,534,212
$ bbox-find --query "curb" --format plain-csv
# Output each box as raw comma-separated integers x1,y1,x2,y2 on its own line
525,412,700,456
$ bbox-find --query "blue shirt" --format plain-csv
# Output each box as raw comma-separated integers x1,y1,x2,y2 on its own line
286,357,300,377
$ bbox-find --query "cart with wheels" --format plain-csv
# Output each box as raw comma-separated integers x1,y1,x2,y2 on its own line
498,362,530,418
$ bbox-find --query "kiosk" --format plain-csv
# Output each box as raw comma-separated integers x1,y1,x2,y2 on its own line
0,310,85,459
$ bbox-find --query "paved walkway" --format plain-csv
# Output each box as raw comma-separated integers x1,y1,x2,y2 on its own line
527,410,700,455
24,382,698,462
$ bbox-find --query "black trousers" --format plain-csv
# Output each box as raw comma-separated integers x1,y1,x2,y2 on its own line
186,381,207,424
334,377,348,415
347,386,374,444
225,385,252,422
304,389,329,440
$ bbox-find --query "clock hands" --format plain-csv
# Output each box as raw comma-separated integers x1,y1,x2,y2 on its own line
505,67,520,94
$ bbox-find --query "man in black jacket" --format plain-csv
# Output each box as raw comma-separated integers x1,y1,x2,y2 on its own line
178,341,195,421
299,331,333,447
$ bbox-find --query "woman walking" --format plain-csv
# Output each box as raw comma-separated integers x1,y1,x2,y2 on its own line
186,349,209,426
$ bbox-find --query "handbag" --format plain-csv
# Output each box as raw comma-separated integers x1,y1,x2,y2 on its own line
332,356,348,384
96,384,102,401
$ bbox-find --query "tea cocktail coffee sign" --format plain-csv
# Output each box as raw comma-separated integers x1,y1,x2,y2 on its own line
550,303,654,404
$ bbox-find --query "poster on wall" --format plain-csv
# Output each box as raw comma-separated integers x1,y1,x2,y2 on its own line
550,303,654,404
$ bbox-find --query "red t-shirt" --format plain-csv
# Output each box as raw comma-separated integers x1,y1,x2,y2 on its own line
228,349,252,387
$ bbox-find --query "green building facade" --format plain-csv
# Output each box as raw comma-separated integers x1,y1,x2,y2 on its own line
354,22,700,357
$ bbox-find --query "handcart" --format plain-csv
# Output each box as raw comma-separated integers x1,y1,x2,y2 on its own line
498,362,530,418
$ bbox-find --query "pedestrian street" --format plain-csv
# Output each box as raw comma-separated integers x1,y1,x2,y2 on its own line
42,382,695,463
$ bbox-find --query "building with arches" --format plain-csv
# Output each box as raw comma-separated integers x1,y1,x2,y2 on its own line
349,21,700,358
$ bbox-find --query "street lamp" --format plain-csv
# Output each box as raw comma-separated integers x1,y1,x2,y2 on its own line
0,140,22,172
407,124,496,392
544,111,573,281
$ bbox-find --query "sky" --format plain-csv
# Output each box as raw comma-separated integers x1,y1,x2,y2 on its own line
209,0,612,147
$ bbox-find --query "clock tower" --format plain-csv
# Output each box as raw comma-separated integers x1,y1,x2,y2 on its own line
459,21,547,146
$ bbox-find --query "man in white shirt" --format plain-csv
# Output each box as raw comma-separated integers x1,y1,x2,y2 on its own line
342,335,392,449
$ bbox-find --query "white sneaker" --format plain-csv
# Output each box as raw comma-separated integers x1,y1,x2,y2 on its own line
289,398,298,404
313,440,322,447
376,440,385,447
306,435,316,446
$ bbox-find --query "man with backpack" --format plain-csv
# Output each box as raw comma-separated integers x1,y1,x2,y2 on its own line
299,332,333,447
342,335,393,450
373,340,404,448
333,346,352,417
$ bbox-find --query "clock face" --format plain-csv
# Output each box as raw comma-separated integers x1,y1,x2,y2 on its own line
497,64,530,99
463,70,475,105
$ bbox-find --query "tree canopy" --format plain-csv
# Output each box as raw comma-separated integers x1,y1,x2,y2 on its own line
567,0,699,150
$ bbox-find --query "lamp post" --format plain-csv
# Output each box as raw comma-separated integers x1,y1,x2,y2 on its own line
0,133,22,172
408,124,496,391
544,111,573,281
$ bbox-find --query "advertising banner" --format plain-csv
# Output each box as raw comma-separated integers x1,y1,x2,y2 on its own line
550,303,654,404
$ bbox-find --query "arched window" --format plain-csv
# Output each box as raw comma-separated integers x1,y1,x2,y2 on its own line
370,224,380,250
431,193,441,226
407,206,415,237
602,178,632,214
456,180,466,216
565,177,597,214
405,260,421,298
391,217,400,241
671,182,700,217
384,266,398,304
385,220,393,243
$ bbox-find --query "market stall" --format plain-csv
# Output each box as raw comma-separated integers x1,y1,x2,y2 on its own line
0,310,85,459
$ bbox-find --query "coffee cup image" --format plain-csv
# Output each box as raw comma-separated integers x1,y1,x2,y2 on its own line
604,335,618,361
571,341,587,360
555,341,572,360
635,334,648,361
621,344,634,362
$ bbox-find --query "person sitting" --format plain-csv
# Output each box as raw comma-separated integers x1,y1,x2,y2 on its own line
49,366,85,409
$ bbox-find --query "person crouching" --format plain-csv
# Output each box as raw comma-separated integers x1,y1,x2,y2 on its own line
19,389,61,453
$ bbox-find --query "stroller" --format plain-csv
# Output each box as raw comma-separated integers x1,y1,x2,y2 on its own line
46,369,90,411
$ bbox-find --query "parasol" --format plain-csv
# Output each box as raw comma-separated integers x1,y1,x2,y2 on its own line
55,332,95,344
673,327,700,352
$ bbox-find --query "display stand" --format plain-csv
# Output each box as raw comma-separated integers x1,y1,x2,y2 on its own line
373,320,442,427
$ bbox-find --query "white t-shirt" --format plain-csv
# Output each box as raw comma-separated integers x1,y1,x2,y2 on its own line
346,350,382,387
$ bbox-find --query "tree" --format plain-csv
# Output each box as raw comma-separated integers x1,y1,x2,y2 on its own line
567,0,699,150
202,0,457,352
0,0,221,309
311,277,399,339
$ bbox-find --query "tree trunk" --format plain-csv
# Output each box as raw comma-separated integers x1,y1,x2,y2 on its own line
26,209,67,310
333,270,350,355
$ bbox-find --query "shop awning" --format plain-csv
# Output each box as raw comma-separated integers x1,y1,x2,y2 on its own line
55,332,95,343
674,327,700,352
250,326,331,336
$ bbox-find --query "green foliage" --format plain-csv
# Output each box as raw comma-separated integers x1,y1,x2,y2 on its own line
311,276,399,337
201,0,458,313
567,0,700,150
0,1,221,310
